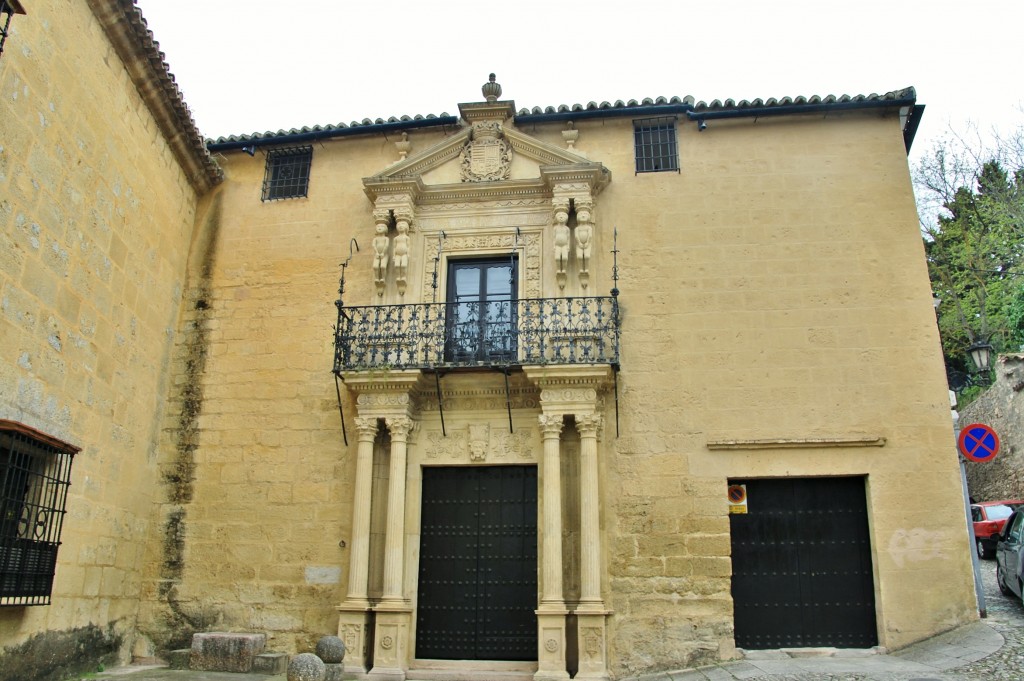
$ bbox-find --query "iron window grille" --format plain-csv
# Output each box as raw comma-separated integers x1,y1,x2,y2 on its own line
262,146,313,201
634,116,679,173
0,1,26,61
1,421,77,607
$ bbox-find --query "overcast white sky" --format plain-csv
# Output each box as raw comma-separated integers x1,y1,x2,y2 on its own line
136,0,1023,165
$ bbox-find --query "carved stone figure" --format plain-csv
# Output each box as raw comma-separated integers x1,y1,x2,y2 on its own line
372,222,389,291
575,206,594,289
468,424,489,462
554,210,570,275
393,220,411,295
575,208,593,269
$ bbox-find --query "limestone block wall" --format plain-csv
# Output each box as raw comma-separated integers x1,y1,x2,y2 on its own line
963,355,1024,500
561,112,975,675
134,129,447,654
135,104,976,677
0,1,201,676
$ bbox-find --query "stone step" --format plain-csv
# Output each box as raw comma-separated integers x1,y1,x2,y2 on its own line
167,649,190,670
253,652,289,675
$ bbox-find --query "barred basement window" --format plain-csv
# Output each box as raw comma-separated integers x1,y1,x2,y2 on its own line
634,116,679,173
262,146,313,201
1,421,78,607
0,1,26,61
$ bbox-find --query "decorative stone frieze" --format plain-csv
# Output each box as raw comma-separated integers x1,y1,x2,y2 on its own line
420,231,543,298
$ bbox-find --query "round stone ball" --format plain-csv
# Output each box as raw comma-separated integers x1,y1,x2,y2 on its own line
287,653,326,681
315,635,346,664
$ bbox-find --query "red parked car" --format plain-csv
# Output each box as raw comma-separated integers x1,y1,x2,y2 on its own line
972,500,1024,559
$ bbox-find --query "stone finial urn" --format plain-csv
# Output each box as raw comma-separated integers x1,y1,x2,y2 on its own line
482,73,502,102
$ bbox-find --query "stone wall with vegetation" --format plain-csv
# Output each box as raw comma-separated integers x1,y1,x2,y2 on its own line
963,355,1024,501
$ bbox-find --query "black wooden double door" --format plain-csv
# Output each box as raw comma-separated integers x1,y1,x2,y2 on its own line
416,465,537,661
729,477,878,649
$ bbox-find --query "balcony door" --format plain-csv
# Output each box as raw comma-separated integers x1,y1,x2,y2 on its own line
446,257,517,364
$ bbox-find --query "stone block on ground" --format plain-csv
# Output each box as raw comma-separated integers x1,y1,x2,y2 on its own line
167,649,191,670
190,632,267,672
254,652,289,675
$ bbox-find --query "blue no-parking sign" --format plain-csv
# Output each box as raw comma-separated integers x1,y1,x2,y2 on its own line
958,423,1000,463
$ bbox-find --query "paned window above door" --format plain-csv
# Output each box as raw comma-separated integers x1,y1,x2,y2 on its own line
445,257,517,364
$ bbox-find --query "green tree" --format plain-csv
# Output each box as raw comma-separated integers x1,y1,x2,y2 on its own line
915,128,1024,388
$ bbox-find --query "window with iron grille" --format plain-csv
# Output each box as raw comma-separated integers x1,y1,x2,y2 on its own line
262,146,313,201
634,116,679,173
0,1,26,61
1,421,77,607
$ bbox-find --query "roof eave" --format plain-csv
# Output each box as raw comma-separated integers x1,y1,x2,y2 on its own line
87,0,223,193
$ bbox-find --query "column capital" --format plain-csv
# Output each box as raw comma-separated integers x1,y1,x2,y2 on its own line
385,416,415,440
354,417,379,440
538,413,565,437
574,413,603,437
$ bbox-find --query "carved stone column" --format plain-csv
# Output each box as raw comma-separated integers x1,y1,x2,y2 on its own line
346,417,379,606
337,370,421,680
335,416,378,674
380,415,413,604
370,415,414,681
574,412,611,680
536,413,570,681
575,412,604,607
538,413,566,606
523,366,614,681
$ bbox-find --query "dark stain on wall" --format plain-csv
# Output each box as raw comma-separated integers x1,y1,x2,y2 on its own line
150,192,223,651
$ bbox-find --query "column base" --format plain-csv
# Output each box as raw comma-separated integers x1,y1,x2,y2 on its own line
366,668,406,681
336,606,374,674
535,610,570,681
369,608,412,680
575,611,611,681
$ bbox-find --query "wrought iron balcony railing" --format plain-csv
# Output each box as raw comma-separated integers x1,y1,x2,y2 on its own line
334,296,619,373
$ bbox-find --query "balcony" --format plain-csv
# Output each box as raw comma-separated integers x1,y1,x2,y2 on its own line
334,296,619,373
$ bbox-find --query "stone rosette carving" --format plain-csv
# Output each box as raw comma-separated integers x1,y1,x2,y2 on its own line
461,121,512,183
544,638,559,653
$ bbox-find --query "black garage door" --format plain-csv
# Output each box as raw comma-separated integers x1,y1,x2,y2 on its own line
416,465,537,661
729,477,877,649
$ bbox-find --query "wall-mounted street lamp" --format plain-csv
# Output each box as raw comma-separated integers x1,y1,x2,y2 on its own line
967,340,994,383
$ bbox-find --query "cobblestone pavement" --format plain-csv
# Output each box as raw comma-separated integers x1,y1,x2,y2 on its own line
722,557,1024,681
